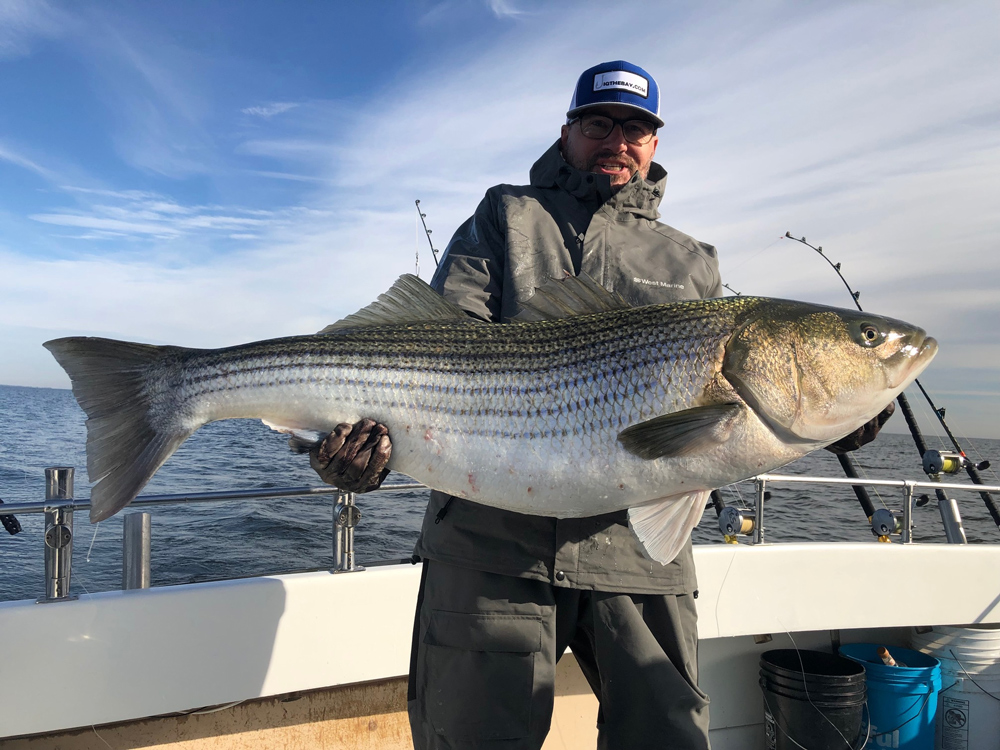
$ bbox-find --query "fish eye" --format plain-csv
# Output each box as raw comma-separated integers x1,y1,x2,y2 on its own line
859,323,883,347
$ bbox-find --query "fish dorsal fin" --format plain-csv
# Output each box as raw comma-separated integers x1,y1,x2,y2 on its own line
319,274,475,334
512,273,632,322
628,490,709,565
617,403,743,460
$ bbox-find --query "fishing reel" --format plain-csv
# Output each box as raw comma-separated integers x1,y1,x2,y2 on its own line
922,449,990,476
0,498,21,536
870,508,901,538
718,506,756,541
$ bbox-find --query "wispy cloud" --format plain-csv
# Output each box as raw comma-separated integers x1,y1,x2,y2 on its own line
241,102,299,118
0,141,56,180
488,0,528,19
0,0,65,58
24,186,324,247
247,170,334,184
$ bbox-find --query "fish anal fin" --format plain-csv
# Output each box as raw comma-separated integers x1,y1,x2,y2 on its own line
319,274,476,334
512,273,632,322
628,490,709,565
617,403,743,460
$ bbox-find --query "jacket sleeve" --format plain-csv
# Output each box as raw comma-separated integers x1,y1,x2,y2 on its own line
701,242,723,298
429,190,507,323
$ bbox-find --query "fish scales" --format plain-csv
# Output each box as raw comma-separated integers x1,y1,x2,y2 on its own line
141,302,738,518
175,302,732,421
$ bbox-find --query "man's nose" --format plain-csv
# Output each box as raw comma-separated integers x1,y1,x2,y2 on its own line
602,124,629,150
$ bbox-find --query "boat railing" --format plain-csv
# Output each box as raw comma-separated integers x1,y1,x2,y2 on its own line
4,467,999,604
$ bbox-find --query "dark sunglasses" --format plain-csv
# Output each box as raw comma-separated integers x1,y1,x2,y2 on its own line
569,114,657,145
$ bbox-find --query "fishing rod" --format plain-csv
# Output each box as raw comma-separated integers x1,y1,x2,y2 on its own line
784,232,1000,531
415,200,441,272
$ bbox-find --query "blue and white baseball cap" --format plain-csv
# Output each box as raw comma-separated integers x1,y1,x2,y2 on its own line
566,60,663,128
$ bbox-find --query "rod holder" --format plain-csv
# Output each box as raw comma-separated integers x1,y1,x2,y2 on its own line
901,482,915,544
937,496,968,544
122,512,152,589
39,467,76,603
332,492,364,573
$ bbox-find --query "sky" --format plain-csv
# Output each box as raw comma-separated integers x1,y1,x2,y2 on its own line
1,0,998,441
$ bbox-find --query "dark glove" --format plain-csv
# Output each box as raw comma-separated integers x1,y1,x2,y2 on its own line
824,401,895,454
310,418,391,493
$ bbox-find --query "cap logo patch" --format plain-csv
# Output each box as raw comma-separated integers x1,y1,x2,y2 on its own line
592,70,649,98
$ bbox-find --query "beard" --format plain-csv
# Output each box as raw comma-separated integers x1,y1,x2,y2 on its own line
564,148,650,191
585,150,640,177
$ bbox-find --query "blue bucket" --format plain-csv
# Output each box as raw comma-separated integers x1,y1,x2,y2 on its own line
839,643,941,750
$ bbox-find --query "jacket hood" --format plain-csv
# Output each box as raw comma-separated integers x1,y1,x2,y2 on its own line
528,140,666,220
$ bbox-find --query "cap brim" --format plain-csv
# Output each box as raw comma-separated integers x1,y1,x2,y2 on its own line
566,102,664,129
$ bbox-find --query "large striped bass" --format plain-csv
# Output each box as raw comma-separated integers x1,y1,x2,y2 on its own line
45,275,937,565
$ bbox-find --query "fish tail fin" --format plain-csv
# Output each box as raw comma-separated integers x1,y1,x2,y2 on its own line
43,337,199,522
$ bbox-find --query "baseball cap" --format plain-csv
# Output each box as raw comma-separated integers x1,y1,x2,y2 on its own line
566,60,663,128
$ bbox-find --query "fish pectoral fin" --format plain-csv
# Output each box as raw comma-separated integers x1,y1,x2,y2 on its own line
261,421,327,453
617,403,743,460
628,491,709,566
319,274,477,334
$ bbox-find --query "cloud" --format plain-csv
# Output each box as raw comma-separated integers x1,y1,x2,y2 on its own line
19,185,329,252
0,141,57,180
241,102,300,118
59,13,221,178
0,0,65,58
29,213,182,237
488,0,528,19
247,170,334,184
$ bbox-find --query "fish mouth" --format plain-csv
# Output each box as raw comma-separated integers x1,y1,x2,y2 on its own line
888,336,938,389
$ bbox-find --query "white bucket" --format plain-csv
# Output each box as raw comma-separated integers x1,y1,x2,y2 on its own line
910,624,1000,750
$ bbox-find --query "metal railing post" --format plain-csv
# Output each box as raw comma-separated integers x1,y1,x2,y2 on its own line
332,492,364,573
122,512,152,589
40,467,76,603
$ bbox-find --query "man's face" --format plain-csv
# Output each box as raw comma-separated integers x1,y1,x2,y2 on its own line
560,104,659,189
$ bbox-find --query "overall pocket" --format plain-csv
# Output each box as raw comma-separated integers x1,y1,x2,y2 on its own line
423,610,544,741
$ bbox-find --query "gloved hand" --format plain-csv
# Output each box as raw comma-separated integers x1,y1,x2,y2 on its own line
824,401,895,454
310,418,392,493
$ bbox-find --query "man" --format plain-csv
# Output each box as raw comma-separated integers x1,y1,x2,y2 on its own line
311,61,891,749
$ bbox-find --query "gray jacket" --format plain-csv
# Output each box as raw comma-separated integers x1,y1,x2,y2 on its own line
412,141,721,594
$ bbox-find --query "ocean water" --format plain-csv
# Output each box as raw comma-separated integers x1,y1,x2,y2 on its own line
1,383,998,602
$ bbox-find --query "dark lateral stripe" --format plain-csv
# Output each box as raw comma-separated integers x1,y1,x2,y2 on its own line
180,352,685,402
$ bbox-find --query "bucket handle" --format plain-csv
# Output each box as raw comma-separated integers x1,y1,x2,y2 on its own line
762,688,868,750
865,690,935,741
948,648,1000,703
